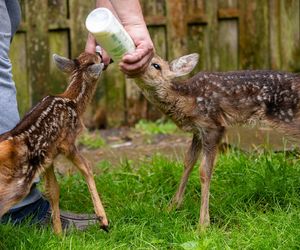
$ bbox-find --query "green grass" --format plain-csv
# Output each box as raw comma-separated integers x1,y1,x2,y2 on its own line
135,119,179,135
2,150,300,249
77,131,106,149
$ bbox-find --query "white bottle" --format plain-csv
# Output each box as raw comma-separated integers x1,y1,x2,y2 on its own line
85,8,136,62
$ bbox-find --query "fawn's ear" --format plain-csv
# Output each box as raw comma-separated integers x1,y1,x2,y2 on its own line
87,63,104,79
169,53,199,77
53,54,76,73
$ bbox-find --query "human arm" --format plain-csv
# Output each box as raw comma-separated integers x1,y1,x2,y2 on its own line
85,0,154,77
109,0,154,77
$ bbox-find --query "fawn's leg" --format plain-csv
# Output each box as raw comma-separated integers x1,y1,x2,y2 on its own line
169,133,202,210
199,128,224,228
44,164,62,235
68,147,108,230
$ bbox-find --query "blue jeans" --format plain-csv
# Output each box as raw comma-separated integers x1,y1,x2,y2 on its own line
0,0,49,223
0,187,50,225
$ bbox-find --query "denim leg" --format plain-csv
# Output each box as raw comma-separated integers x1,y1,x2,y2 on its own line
0,0,19,133
0,196,50,225
0,0,47,220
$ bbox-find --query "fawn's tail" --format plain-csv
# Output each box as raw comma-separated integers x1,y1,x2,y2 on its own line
0,139,16,217
0,139,13,166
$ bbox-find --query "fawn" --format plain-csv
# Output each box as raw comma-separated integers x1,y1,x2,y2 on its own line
0,52,109,234
135,53,300,228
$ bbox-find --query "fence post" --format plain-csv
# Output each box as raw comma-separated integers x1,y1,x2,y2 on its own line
26,0,50,104
166,0,188,59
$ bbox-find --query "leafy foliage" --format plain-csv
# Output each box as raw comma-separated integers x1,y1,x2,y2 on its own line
135,119,179,135
2,151,300,249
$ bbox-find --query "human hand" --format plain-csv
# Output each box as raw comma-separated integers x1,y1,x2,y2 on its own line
85,33,111,68
119,24,154,78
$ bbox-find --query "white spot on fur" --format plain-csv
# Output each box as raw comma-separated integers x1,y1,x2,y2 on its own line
288,109,293,116
197,97,204,102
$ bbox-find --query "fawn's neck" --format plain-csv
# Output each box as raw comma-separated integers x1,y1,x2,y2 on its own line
136,79,196,130
61,72,97,114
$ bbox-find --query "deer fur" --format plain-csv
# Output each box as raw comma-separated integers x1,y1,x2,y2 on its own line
135,53,300,228
0,52,108,234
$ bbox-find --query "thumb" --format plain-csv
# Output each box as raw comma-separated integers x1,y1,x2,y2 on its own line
85,33,96,53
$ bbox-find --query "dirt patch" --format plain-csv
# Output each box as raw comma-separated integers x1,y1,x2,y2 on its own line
54,128,190,175
54,126,295,175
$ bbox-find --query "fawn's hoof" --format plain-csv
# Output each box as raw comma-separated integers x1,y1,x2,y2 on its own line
167,199,182,212
100,224,109,232
98,216,109,232
198,218,210,232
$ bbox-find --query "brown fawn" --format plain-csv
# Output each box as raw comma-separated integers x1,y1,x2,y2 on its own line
0,52,109,234
135,53,300,228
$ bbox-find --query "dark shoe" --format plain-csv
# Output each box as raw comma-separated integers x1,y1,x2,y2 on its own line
1,197,50,225
1,197,100,232
41,209,100,231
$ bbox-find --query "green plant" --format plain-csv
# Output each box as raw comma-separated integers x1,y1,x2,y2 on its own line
2,151,300,249
135,119,179,135
77,131,106,149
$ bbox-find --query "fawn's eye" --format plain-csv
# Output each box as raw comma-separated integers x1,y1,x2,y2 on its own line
152,63,161,71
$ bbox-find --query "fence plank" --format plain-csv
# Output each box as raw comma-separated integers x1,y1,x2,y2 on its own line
69,0,94,58
27,0,50,104
239,0,270,69
166,0,188,58
146,26,167,120
188,24,209,71
48,0,68,29
206,0,219,70
10,33,30,116
218,0,238,70
279,0,300,71
48,30,69,94
103,66,126,127
11,0,300,127
126,0,168,124
269,0,281,69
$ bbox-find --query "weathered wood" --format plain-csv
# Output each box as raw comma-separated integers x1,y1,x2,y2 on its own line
269,0,281,69
126,1,168,124
48,0,68,29
126,78,148,125
239,0,270,69
27,0,50,104
145,15,166,26
218,0,238,70
48,31,69,94
146,26,167,120
166,0,188,58
269,0,300,71
10,33,31,116
186,14,208,24
206,0,219,70
279,0,299,71
69,0,94,58
103,65,126,127
218,8,239,19
11,0,300,127
188,24,209,72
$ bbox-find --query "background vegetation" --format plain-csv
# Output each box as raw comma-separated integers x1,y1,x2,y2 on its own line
1,121,300,249
11,0,300,127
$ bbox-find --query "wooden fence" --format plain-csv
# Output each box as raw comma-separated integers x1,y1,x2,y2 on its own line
11,0,300,128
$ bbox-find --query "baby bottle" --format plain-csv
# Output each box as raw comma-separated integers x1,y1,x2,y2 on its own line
85,8,136,62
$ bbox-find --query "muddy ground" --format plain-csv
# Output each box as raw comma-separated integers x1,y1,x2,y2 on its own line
54,126,297,175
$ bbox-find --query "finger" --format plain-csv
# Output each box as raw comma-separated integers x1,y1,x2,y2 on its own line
102,50,111,66
120,52,152,76
122,45,154,64
120,62,147,77
85,33,97,54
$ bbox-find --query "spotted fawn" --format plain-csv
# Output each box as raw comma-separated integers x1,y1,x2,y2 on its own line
135,53,300,228
0,52,109,234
